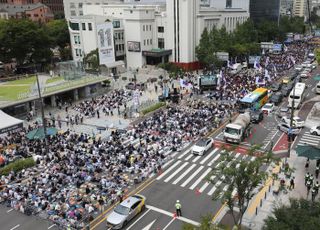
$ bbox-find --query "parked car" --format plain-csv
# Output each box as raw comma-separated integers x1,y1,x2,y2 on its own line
286,81,295,90
277,123,301,135
281,116,305,128
261,103,274,115
192,138,213,155
300,71,310,78
302,61,311,68
271,82,282,92
295,65,304,71
106,194,146,229
282,76,293,84
250,110,264,123
310,126,320,136
276,106,290,118
269,92,283,105
304,67,312,73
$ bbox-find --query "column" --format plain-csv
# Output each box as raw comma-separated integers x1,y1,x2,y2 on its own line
50,95,56,107
73,88,79,101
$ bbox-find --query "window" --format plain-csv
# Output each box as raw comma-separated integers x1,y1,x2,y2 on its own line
118,33,121,39
79,3,83,8
113,20,120,28
144,40,146,46
70,3,75,8
79,11,83,16
75,49,79,56
143,25,145,31
147,39,149,45
149,25,151,31
88,23,92,31
69,22,79,30
158,26,164,33
82,23,86,30
34,14,39,17
150,39,152,45
79,49,82,57
70,10,76,16
158,38,164,49
226,0,232,8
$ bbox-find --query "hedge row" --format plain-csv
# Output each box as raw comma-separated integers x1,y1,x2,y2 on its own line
0,157,36,176
141,102,166,115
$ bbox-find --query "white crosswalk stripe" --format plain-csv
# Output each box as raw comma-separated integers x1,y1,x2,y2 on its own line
157,160,181,180
200,148,219,165
192,155,202,163
189,168,212,190
172,164,197,185
299,133,320,146
177,147,192,159
208,153,221,167
208,180,222,196
181,166,204,187
164,162,189,183
199,175,215,193
185,153,194,161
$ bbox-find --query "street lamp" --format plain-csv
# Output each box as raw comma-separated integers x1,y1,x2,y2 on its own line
287,78,296,159
35,69,48,150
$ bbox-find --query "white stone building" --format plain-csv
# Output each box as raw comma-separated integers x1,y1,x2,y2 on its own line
65,0,250,70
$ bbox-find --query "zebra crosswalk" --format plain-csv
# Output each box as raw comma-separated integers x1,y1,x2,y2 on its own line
156,147,255,197
298,132,320,147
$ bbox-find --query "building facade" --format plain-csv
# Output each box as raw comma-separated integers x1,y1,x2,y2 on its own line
0,0,63,15
65,0,250,70
249,0,280,23
293,0,306,17
0,2,53,22
0,8,8,18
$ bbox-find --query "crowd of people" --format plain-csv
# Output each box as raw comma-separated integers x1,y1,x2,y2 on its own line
0,40,313,228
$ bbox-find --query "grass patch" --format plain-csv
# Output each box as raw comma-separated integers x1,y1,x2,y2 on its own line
0,157,35,176
46,76,64,84
0,85,30,100
7,76,36,85
141,102,166,115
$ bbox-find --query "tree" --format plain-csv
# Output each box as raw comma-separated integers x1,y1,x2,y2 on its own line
84,49,99,70
263,198,320,230
209,146,270,229
0,19,52,65
45,19,70,49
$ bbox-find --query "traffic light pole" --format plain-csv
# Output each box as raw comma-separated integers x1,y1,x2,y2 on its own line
287,79,296,160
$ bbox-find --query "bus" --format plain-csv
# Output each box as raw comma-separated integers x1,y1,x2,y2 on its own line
288,82,306,109
239,88,269,111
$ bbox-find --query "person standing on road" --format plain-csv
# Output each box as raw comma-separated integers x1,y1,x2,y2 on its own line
316,166,319,179
305,172,310,185
175,200,182,217
312,187,317,202
289,177,295,189
315,181,320,195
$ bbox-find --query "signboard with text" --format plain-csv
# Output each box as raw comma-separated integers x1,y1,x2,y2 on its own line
97,23,115,65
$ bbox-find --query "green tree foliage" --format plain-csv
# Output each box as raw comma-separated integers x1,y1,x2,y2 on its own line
0,19,70,65
196,17,306,66
209,146,270,229
263,198,320,230
45,19,70,48
315,48,320,64
84,48,99,70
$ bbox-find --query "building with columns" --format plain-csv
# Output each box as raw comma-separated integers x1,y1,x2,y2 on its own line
65,0,249,70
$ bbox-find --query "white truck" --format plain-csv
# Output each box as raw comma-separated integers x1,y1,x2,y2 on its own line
223,112,251,144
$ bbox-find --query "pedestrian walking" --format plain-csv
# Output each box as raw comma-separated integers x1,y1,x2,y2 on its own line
312,187,317,201
305,158,310,169
307,180,312,195
175,200,182,217
316,166,319,179
289,177,295,189
305,172,310,185
315,181,320,195
310,174,314,185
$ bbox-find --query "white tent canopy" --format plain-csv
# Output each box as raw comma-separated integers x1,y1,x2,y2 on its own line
0,110,23,134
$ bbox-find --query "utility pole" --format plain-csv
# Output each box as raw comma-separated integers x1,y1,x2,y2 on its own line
307,0,312,33
287,79,296,159
35,72,48,150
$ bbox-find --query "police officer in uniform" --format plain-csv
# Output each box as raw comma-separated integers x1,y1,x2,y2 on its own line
175,200,182,217
315,181,320,195
305,172,310,186
312,187,317,201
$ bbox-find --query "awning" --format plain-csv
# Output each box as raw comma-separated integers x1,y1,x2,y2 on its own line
0,110,23,134
295,144,320,160
105,60,125,69
142,49,172,57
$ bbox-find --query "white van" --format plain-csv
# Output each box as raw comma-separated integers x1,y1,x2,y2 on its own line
316,82,320,94
288,82,306,109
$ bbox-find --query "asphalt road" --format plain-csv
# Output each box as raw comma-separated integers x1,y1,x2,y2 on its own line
0,204,59,230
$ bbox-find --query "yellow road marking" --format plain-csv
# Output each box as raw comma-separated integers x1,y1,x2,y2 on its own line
247,163,282,215
90,178,156,230
211,202,227,223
